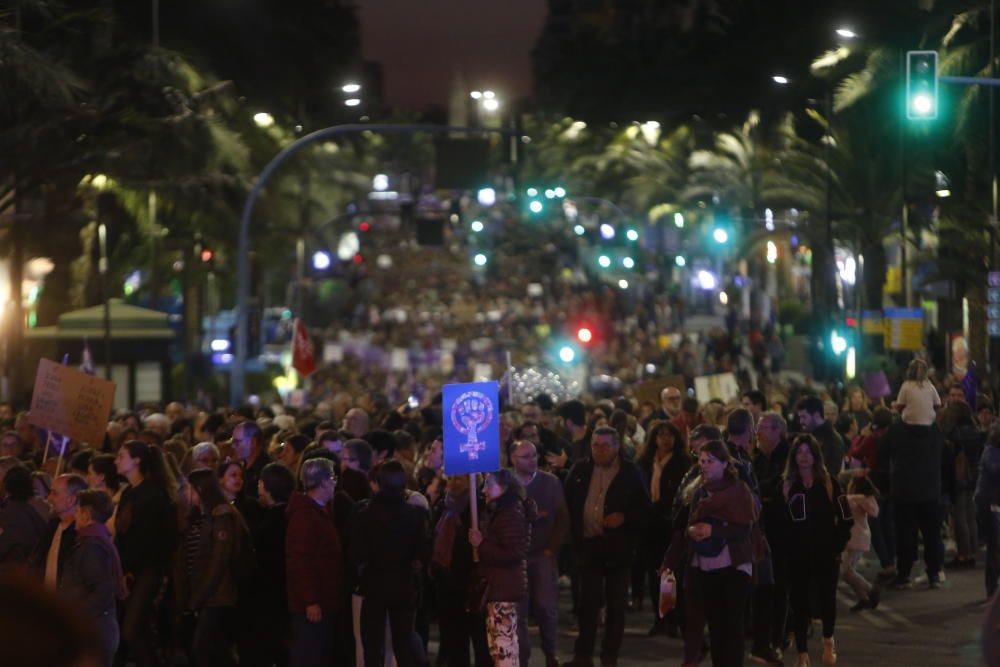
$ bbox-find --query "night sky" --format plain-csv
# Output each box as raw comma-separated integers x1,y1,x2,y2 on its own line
359,0,548,109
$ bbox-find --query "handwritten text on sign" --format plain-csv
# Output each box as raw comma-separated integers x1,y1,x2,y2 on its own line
29,359,116,447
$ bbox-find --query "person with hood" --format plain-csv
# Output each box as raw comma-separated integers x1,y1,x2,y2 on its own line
60,489,126,667
286,457,343,667
468,468,535,667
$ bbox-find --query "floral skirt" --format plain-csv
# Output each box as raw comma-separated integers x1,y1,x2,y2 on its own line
486,601,519,667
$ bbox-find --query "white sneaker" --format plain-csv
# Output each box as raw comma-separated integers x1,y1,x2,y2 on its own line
914,571,946,585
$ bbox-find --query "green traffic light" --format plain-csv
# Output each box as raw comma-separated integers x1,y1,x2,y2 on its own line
529,200,543,214
906,50,938,120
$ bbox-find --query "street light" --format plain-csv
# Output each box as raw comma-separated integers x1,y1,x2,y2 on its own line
344,98,361,107
470,90,482,99
342,83,361,94
253,112,274,128
835,27,857,40
772,75,790,85
482,98,499,112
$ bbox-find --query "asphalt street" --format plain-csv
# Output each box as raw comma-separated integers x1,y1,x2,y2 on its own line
497,554,992,667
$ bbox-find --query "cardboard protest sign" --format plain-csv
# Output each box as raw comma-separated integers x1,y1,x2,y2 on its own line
442,381,501,476
29,358,116,447
694,372,740,404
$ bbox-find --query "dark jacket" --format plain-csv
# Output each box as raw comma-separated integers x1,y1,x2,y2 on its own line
115,481,178,574
809,421,846,477
178,503,247,610
564,456,650,568
524,471,569,556
285,492,344,614
663,478,756,573
638,450,692,554
350,491,429,601
60,534,119,618
975,444,1000,512
753,439,790,547
783,476,852,566
478,490,532,602
35,518,77,581
0,499,47,566
247,502,287,614
946,424,986,494
885,422,944,502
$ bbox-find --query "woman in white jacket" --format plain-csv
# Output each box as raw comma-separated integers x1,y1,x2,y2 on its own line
842,475,881,611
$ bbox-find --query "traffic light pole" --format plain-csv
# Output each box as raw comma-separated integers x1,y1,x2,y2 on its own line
231,124,514,406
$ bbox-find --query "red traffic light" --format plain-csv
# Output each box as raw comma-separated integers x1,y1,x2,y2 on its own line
359,221,371,232
200,249,214,263
577,327,593,344
352,253,364,264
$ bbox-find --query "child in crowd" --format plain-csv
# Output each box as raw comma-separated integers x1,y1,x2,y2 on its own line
842,475,881,611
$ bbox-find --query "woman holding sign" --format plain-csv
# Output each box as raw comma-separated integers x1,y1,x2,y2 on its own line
468,469,535,667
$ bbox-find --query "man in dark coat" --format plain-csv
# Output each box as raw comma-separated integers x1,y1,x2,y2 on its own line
750,412,792,665
796,396,845,477
37,473,87,587
563,427,650,667
351,460,429,667
286,457,343,667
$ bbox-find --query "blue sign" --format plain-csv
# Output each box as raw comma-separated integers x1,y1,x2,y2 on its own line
443,381,501,475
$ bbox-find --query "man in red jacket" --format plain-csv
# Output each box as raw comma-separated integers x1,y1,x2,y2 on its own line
286,457,343,667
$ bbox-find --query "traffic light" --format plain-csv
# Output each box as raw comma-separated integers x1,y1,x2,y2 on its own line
906,50,938,120
577,327,593,344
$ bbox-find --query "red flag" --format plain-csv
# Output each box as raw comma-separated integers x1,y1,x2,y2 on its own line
291,319,316,377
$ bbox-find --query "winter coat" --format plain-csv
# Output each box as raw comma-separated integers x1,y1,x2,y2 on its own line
564,457,650,568
0,499,47,566
34,519,77,580
477,490,533,603
180,503,248,610
115,481,178,575
60,533,120,618
638,450,692,556
783,476,852,567
285,492,344,614
753,439,790,550
350,491,429,601
975,445,1000,512
885,422,944,502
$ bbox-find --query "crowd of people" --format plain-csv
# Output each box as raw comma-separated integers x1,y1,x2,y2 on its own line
0,354,996,667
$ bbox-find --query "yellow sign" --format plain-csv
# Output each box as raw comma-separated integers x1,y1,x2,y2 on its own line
884,267,902,294
883,308,923,351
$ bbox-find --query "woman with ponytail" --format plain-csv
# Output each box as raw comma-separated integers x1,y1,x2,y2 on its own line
114,440,179,667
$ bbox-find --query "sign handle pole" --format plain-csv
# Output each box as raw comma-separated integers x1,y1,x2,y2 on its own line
505,351,515,407
469,472,479,563
40,431,53,465
54,438,66,477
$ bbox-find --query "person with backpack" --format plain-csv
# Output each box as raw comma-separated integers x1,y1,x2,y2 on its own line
176,468,252,667
783,434,853,666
